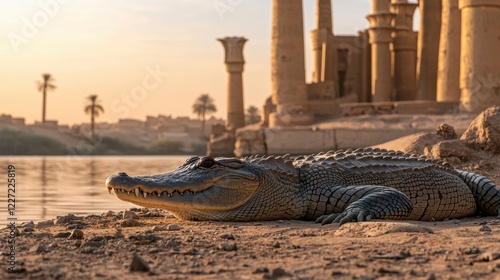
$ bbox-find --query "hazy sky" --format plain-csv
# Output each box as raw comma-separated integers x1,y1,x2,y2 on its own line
0,0,417,125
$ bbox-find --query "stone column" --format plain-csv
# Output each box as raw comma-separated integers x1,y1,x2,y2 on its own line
459,0,500,112
391,1,418,101
416,0,442,100
270,0,312,127
372,0,391,12
367,11,395,102
311,0,336,85
437,0,461,102
218,37,247,130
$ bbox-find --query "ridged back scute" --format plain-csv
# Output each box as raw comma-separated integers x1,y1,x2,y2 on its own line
243,154,299,179
293,148,455,175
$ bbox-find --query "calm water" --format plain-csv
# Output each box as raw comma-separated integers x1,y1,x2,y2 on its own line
0,156,189,225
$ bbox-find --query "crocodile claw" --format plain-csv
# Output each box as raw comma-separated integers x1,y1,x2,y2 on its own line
316,210,373,226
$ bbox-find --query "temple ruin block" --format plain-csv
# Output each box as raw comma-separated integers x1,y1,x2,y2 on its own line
391,1,418,101
416,0,442,100
367,11,395,102
437,0,461,102
459,0,500,112
269,0,313,127
218,37,247,130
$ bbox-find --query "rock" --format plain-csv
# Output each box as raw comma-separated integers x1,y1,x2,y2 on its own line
123,211,139,220
220,233,236,240
272,241,280,248
54,232,72,238
479,225,492,232
427,140,474,162
151,225,166,232
56,214,82,225
461,106,500,153
68,229,84,240
477,252,500,262
253,267,269,274
121,219,140,227
272,267,288,277
130,253,150,272
83,241,104,248
36,220,54,229
436,123,457,140
372,132,444,156
23,227,35,233
22,221,35,228
218,243,237,251
460,247,481,255
167,224,181,231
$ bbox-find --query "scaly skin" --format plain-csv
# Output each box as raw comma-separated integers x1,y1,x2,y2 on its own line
105,148,500,225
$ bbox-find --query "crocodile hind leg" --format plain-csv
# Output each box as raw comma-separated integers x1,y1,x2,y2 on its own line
315,185,413,225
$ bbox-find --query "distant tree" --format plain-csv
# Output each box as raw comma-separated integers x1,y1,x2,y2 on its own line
36,73,57,123
192,94,217,135
245,105,261,125
84,95,105,138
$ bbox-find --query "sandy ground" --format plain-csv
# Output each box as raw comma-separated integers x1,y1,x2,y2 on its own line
1,209,499,280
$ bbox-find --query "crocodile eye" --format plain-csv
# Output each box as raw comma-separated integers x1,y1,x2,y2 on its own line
199,157,216,168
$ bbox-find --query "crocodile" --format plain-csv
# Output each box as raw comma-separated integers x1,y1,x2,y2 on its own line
105,148,500,225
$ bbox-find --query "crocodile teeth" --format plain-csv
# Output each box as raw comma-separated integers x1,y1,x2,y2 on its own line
108,188,112,195
135,188,140,198
143,191,147,199
156,192,160,197
127,191,131,195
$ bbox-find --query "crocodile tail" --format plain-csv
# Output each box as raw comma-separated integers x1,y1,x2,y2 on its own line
456,170,500,216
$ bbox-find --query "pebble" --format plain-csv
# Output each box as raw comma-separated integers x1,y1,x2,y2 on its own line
22,221,35,228
29,244,46,254
130,253,150,272
23,228,35,233
167,224,181,231
272,241,281,248
83,241,104,248
68,229,84,240
253,267,269,274
152,225,166,232
121,218,140,227
54,232,72,238
218,243,237,251
477,252,500,262
56,214,82,225
123,211,139,220
426,272,437,280
479,225,492,232
220,233,236,240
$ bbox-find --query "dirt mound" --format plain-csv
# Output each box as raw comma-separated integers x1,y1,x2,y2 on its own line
461,106,500,154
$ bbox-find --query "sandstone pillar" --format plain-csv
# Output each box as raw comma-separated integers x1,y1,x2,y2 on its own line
311,0,337,86
270,0,312,127
391,1,418,101
437,0,461,102
367,11,395,102
416,0,442,100
218,37,247,130
459,0,500,112
372,0,391,13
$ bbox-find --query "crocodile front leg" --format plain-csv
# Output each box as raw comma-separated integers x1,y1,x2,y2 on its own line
315,185,413,225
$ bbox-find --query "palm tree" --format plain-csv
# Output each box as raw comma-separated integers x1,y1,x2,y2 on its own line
84,95,105,138
245,105,261,125
192,94,217,135
36,73,56,123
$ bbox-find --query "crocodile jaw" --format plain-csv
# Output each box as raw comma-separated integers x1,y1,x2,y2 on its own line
105,172,259,214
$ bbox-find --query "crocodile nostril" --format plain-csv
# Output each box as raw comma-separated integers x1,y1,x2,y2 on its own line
117,172,128,177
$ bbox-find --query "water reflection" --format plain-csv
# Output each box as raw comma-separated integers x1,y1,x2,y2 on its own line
0,156,188,224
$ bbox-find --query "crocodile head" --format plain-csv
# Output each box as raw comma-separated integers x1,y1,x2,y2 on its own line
105,155,304,221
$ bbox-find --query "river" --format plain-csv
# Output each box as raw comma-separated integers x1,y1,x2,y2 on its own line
0,155,189,225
